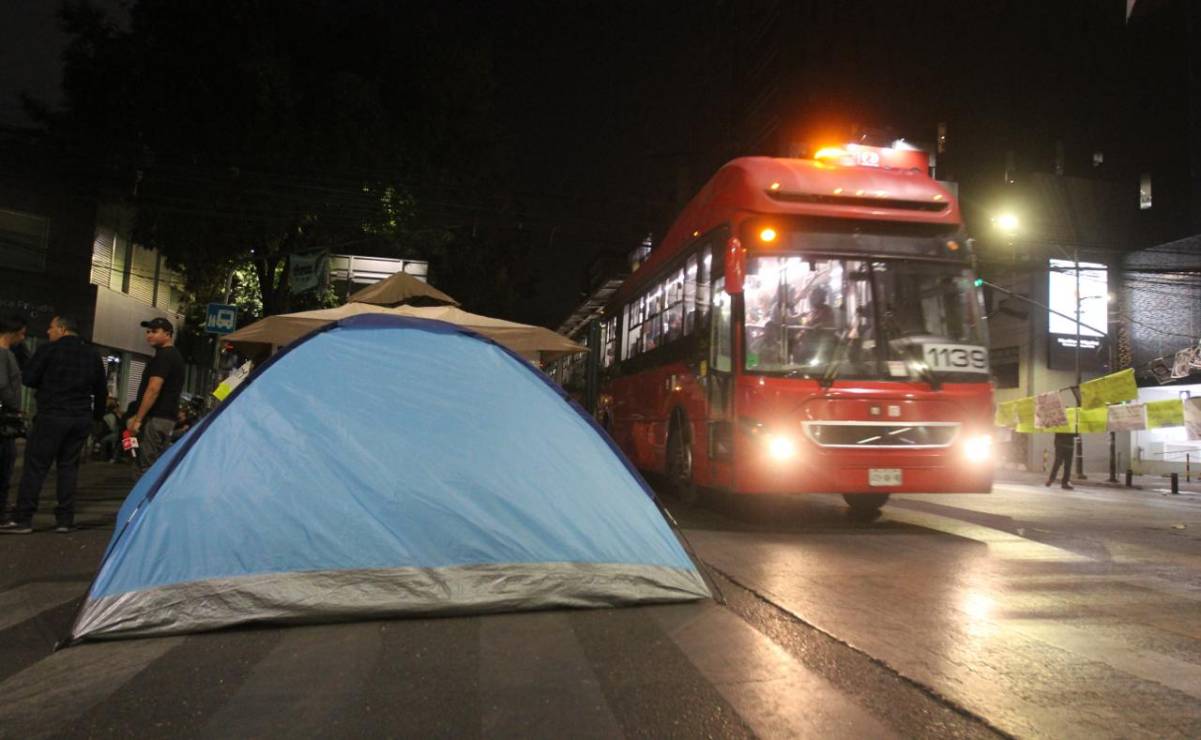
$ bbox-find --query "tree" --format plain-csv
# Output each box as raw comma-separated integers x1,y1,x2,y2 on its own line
40,0,507,319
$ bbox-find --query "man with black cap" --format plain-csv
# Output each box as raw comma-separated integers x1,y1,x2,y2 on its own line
128,317,185,468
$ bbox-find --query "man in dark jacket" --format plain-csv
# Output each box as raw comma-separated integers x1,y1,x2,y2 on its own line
1045,431,1076,490
0,313,27,517
0,316,107,534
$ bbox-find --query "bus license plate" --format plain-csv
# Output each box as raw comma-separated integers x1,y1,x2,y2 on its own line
869,468,902,486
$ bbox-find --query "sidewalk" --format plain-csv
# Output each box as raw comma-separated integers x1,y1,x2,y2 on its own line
995,465,1201,497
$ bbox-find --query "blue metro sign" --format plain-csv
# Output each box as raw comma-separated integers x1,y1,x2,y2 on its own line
205,303,238,334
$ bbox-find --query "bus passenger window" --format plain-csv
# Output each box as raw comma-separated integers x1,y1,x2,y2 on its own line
697,247,711,326
684,255,698,334
665,267,684,342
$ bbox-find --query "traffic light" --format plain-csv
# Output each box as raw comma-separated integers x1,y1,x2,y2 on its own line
974,278,984,287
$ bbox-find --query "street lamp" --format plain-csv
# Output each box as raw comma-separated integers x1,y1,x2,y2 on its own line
992,212,1020,236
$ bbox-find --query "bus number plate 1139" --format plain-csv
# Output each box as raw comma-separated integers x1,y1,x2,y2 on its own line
869,468,902,486
923,344,989,373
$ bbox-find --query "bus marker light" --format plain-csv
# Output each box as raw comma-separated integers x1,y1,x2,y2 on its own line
759,227,777,243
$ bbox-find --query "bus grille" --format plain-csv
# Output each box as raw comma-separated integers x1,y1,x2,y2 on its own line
802,422,959,448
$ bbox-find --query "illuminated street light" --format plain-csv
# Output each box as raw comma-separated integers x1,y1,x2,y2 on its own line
993,212,1020,235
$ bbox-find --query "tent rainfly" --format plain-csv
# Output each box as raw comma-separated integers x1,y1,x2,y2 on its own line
69,315,708,641
347,270,459,307
224,303,585,363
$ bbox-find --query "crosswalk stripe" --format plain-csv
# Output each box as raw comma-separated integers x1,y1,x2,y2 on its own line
0,638,183,739
479,611,623,738
652,604,897,739
197,622,385,738
0,582,88,632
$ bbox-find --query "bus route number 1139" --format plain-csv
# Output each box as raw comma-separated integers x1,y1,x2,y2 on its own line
923,344,988,373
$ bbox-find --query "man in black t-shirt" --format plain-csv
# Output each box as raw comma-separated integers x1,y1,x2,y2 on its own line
128,317,185,468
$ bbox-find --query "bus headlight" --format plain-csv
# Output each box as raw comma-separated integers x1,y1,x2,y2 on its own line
767,434,798,461
963,434,992,463
740,418,799,462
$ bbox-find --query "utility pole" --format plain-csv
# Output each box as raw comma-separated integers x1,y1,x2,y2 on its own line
1107,264,1120,483
1074,245,1087,479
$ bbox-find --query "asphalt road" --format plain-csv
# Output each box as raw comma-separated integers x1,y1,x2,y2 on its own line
1,463,1199,738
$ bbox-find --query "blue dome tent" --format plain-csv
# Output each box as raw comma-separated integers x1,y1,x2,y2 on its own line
69,315,709,641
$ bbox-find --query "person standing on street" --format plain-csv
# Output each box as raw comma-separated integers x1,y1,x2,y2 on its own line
1046,431,1076,490
0,313,28,518
127,317,185,469
1,316,107,534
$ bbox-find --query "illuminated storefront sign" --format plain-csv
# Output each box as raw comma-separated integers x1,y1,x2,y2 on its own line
1047,258,1109,372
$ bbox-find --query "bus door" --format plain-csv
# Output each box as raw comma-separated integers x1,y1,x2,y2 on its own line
704,276,736,489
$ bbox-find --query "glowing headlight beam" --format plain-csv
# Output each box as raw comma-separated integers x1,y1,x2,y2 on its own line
964,434,992,463
767,435,797,461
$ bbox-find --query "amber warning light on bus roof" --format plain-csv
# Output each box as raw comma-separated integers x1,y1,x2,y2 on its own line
812,143,929,172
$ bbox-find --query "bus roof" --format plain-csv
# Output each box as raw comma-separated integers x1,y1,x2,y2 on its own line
622,156,961,301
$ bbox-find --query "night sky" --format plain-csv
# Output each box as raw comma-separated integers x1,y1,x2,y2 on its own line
2,1,1138,327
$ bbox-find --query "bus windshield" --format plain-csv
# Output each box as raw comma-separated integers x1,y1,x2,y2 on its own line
743,255,987,382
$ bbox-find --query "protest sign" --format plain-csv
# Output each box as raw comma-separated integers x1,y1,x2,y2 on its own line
1171,348,1194,379
1079,368,1137,409
1107,403,1146,432
1015,396,1036,433
1146,399,1185,429
213,361,254,402
994,401,1019,428
1035,391,1068,429
1185,398,1201,441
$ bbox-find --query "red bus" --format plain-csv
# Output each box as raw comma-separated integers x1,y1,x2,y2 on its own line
592,148,993,516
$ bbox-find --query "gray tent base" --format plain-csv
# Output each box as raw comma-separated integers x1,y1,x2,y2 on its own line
72,562,710,641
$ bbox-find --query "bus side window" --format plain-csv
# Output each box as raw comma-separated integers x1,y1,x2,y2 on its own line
711,277,731,373
684,255,698,335
697,246,712,328
665,267,684,342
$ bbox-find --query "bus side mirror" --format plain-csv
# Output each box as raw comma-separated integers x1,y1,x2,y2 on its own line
725,237,745,294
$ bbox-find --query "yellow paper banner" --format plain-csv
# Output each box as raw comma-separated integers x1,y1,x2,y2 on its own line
1013,396,1036,433
994,400,1019,428
1146,399,1185,429
1078,406,1108,433
1079,368,1138,409
1042,407,1108,434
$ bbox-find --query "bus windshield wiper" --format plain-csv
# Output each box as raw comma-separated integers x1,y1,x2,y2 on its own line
819,334,852,388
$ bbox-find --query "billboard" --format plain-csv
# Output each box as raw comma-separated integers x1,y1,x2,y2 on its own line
1048,258,1109,372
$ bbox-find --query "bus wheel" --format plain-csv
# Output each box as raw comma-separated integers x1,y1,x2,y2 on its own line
666,422,698,506
843,493,889,521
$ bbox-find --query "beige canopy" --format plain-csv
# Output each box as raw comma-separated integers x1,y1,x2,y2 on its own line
224,303,585,363
347,271,459,307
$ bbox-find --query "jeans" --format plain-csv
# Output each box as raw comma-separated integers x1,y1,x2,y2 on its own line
139,416,176,470
13,414,93,527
